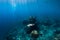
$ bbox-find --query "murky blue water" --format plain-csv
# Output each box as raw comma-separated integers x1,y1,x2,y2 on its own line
0,0,60,40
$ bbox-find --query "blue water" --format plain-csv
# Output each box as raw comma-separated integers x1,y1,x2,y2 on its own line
0,0,60,40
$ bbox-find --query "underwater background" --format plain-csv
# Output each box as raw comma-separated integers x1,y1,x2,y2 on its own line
0,0,60,40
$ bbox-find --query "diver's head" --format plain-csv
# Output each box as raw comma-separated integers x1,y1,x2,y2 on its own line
29,16,36,23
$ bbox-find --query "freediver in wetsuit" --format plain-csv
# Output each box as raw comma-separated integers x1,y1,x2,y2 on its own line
23,16,40,40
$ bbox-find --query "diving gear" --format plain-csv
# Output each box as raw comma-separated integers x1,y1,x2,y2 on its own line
24,16,40,39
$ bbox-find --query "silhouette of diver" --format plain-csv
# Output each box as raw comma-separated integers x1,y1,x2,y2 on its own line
23,16,40,39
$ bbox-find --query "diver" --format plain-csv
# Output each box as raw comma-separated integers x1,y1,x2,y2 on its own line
23,16,40,39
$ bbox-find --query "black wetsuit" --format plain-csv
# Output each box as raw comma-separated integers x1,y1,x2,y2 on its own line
23,17,40,39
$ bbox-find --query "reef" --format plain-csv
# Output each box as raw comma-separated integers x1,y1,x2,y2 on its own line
4,17,60,40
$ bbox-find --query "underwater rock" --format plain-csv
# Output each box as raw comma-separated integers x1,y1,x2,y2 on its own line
30,30,39,38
